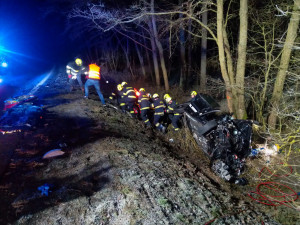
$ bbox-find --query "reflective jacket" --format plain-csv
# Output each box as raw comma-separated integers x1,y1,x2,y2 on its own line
110,86,123,101
138,91,150,110
166,100,180,116
152,98,165,115
122,86,136,102
66,61,85,79
110,90,121,100
87,64,100,80
191,94,201,102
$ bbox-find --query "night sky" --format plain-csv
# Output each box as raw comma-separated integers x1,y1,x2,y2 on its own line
0,0,79,74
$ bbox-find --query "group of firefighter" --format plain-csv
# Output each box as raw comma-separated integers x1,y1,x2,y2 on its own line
110,81,184,133
66,56,199,133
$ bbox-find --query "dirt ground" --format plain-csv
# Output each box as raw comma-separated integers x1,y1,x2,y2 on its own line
0,73,298,225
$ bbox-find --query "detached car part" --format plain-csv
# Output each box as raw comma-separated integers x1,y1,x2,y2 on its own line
0,102,43,134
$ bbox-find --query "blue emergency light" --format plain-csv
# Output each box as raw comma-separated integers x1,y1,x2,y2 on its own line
1,62,8,67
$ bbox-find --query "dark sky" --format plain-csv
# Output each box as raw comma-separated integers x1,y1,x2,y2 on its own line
0,0,78,74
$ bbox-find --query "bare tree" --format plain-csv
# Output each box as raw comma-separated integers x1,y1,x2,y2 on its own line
65,0,299,125
179,0,187,89
200,1,208,92
268,0,300,128
150,0,169,90
217,0,249,118
147,19,161,86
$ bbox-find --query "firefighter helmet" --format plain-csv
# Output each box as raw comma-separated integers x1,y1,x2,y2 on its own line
117,84,123,91
191,91,197,96
153,93,159,99
121,81,127,87
163,94,170,100
75,58,82,66
139,88,145,93
164,94,172,103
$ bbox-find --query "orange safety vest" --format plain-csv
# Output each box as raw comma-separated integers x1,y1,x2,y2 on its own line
88,64,100,80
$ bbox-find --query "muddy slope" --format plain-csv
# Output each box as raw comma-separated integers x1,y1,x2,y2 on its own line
0,74,280,225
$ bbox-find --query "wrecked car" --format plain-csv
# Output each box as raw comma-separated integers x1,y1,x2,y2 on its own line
0,96,43,134
179,94,255,185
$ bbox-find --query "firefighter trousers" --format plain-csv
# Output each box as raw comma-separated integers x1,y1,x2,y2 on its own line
125,101,136,116
140,109,151,126
168,114,180,131
153,113,164,127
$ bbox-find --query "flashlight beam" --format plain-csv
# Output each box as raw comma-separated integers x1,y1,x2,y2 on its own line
28,68,54,95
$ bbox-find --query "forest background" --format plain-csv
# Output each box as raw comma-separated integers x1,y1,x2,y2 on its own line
43,0,299,161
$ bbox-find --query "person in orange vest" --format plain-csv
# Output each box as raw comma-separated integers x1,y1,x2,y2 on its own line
84,63,106,105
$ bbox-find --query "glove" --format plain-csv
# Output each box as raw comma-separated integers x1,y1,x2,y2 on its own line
109,96,113,100
71,76,77,80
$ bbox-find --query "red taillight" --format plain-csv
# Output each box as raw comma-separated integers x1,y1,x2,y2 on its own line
134,88,140,96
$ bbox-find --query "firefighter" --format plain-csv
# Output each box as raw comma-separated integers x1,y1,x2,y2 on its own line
138,88,151,127
164,94,181,132
109,84,126,111
190,90,200,102
121,81,137,117
152,93,166,132
66,57,86,92
84,63,106,105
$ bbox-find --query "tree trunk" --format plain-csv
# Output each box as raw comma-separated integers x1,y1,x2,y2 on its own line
126,39,132,74
179,0,186,89
187,5,192,85
235,0,248,119
217,0,234,113
151,0,169,91
134,41,147,77
223,24,238,116
147,19,161,86
118,38,132,76
155,34,170,91
268,0,300,128
142,32,155,82
179,27,186,89
200,2,208,92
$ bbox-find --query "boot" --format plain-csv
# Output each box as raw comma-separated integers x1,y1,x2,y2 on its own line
161,125,166,133
157,124,166,133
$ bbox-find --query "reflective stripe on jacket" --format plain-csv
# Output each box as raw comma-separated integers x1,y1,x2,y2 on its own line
153,98,165,115
66,61,85,79
138,93,150,110
122,87,136,100
88,64,100,80
167,100,180,115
